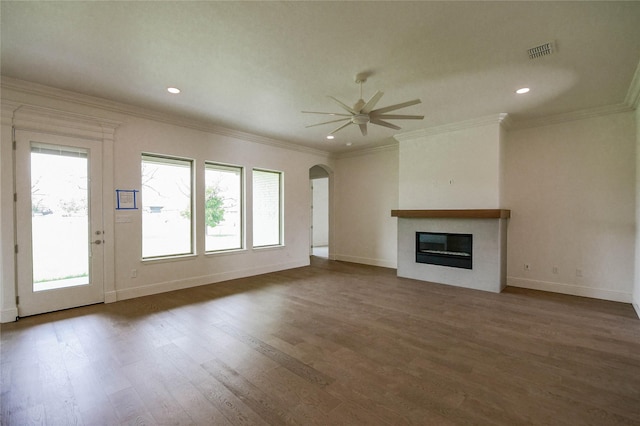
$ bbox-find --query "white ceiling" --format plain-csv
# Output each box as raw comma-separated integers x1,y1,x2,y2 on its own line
2,1,640,153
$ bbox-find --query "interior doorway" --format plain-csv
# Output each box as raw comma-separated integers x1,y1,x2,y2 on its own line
309,165,330,258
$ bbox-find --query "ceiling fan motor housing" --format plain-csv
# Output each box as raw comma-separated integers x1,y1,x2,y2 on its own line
352,114,370,124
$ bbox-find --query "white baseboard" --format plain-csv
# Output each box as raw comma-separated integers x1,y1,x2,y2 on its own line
633,301,640,319
115,260,308,301
1,307,19,323
333,254,397,269
507,276,632,303
104,291,117,304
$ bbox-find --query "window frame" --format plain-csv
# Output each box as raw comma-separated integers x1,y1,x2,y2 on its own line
252,168,283,248
204,161,245,253
141,153,195,260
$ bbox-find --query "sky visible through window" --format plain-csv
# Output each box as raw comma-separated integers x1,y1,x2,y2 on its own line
30,148,89,291
141,156,192,258
253,169,281,247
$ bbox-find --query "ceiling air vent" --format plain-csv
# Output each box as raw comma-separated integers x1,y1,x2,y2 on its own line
527,42,554,59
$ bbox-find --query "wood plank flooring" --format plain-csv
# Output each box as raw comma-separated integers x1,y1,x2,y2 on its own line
2,257,640,425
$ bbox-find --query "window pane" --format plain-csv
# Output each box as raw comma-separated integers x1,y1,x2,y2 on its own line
142,154,193,258
205,163,243,252
31,144,89,291
253,169,282,247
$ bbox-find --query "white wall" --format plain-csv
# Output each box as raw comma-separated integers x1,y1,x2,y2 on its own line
0,81,332,320
506,112,636,302
398,117,504,209
334,145,398,268
112,117,330,300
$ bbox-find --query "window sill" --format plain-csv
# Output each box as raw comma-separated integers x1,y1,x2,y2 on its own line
252,244,285,251
141,253,198,264
205,248,247,257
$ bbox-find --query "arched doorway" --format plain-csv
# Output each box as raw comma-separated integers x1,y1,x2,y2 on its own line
309,165,332,258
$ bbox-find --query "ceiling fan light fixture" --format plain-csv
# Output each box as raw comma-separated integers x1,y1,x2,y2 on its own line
302,75,423,136
352,114,370,125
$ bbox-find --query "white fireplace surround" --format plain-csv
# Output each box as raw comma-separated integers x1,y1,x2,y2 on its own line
392,115,511,293
394,210,509,293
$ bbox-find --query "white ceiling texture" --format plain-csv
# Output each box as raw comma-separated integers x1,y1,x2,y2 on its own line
2,1,640,153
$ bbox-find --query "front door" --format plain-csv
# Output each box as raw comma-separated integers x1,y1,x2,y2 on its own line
15,131,104,317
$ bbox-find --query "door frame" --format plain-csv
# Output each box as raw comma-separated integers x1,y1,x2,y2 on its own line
0,104,119,322
15,131,105,316
309,164,333,259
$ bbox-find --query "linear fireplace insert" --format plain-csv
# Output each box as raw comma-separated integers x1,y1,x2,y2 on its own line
416,232,473,269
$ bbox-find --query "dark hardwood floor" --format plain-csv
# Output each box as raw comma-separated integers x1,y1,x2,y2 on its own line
2,257,640,425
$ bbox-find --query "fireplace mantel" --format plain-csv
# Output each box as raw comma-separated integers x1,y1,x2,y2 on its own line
391,209,511,219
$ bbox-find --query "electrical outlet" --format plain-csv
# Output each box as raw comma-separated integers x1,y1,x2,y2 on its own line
131,269,137,278
552,266,558,274
576,268,583,278
524,263,531,271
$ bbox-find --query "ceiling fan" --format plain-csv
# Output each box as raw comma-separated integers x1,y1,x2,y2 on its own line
302,73,424,136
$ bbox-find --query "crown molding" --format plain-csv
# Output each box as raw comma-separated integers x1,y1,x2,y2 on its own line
1,76,330,157
510,103,633,131
499,113,514,130
393,113,509,142
10,104,121,141
624,59,640,109
335,142,398,159
1,101,21,126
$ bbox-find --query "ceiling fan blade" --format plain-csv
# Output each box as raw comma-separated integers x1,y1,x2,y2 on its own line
370,117,401,130
361,91,384,114
305,117,351,128
374,114,424,120
330,120,354,134
301,111,352,116
359,123,368,136
371,99,422,115
327,96,358,114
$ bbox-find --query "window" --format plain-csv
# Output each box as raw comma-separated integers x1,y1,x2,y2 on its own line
141,154,193,258
205,163,243,252
252,169,282,247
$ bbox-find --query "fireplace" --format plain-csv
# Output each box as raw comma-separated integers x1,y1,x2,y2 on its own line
393,210,509,293
416,232,472,269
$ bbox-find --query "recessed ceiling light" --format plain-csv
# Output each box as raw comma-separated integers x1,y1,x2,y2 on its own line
326,135,335,140
167,87,181,94
346,142,352,146
516,87,530,94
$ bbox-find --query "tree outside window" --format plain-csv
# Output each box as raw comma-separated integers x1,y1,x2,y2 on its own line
205,163,243,252
141,154,193,258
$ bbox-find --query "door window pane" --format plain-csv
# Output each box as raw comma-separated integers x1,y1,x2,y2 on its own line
31,143,89,291
205,163,243,252
253,169,282,247
142,154,193,258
